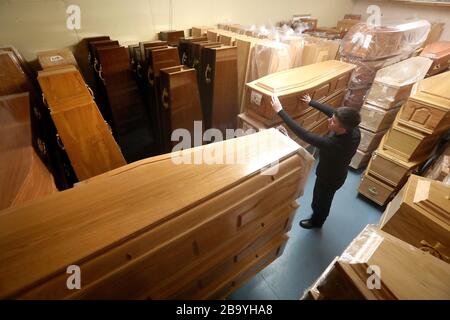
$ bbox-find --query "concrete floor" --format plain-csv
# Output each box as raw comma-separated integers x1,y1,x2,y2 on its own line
228,159,383,300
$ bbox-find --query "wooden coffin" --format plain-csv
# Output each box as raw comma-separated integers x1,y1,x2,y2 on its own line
244,60,355,126
201,46,239,134
420,41,450,76
88,40,119,67
359,103,400,132
37,49,78,70
398,71,450,134
235,36,258,113
159,66,203,152
0,51,28,95
301,42,331,66
207,30,219,42
365,57,432,109
380,175,450,264
349,149,372,170
38,66,126,180
367,141,425,188
383,120,443,161
341,20,430,60
0,129,314,299
159,30,185,46
83,36,110,63
192,26,214,37
248,41,291,81
358,127,386,153
0,93,57,210
358,172,396,206
316,225,450,300
96,46,155,161
178,36,208,66
136,41,168,79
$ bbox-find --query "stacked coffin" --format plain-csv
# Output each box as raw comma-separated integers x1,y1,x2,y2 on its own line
37,65,126,181
350,57,432,169
379,175,450,264
238,60,355,149
0,129,314,299
339,20,431,109
303,224,450,300
37,49,79,70
420,41,450,77
0,92,57,211
359,71,450,206
0,46,78,190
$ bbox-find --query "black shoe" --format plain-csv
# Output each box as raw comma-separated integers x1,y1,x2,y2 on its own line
299,219,322,229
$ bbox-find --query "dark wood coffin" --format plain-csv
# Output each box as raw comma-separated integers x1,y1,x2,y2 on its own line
159,30,185,46
420,41,450,77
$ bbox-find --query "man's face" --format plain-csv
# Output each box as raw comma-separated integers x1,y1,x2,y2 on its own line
328,115,346,134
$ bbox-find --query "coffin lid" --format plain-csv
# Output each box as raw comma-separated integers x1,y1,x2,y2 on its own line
411,70,450,110
247,60,355,96
420,41,450,59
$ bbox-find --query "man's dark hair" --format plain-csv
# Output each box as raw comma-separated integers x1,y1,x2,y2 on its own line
334,107,361,131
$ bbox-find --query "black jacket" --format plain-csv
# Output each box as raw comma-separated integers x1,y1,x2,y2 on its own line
277,100,360,186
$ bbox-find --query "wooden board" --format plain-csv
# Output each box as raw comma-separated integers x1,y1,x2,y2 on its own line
0,129,314,299
380,175,450,263
0,93,57,210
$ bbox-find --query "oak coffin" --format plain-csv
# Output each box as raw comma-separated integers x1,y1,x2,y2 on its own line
316,225,450,299
0,129,314,299
359,103,400,132
243,60,355,126
358,172,396,206
37,49,78,70
379,175,450,264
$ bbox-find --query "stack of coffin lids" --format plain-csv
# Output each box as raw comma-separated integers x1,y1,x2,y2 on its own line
0,46,78,190
379,175,450,264
238,60,355,149
0,129,314,299
420,41,450,77
37,65,126,181
359,71,450,206
0,92,57,211
339,20,430,109
85,37,157,161
303,224,450,300
350,57,432,169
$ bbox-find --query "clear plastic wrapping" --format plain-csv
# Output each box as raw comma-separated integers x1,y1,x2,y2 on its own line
360,103,401,132
340,20,431,60
248,40,291,81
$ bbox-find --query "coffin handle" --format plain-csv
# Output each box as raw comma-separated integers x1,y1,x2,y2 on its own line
181,52,188,65
136,63,142,78
56,133,65,150
433,64,441,70
98,64,105,83
93,58,100,73
162,88,169,109
37,138,47,156
86,85,95,99
368,187,378,196
148,66,154,86
205,64,212,84
42,93,49,110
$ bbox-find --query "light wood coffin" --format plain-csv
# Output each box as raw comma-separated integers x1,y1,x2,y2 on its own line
159,66,203,152
316,225,450,300
358,172,396,206
37,66,126,180
0,93,57,210
358,127,386,153
0,129,314,299
0,51,28,96
380,175,450,264
349,149,372,170
37,49,79,70
244,60,355,126
398,71,450,135
359,103,400,132
367,139,425,188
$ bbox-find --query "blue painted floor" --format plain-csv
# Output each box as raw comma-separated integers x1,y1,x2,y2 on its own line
228,157,383,300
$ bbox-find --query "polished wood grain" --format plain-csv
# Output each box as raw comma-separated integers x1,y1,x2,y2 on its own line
0,129,314,299
358,172,396,206
420,41,450,76
0,93,56,210
158,30,185,46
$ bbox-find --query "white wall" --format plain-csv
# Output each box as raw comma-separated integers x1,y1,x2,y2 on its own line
352,0,450,40
0,0,355,62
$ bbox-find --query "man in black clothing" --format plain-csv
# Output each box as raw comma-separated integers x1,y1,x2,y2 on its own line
271,94,361,229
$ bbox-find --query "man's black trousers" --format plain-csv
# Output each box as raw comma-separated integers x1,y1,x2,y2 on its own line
310,177,345,226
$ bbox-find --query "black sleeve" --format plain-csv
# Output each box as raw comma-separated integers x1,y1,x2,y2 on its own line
277,110,335,149
309,100,335,118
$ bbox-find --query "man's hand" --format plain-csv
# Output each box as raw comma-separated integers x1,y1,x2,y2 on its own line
300,94,311,104
271,95,283,113
276,125,289,137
